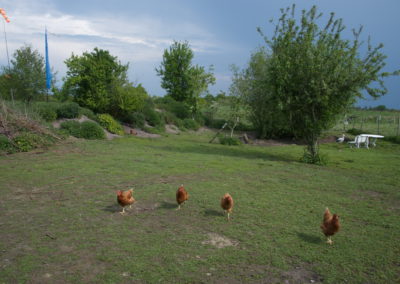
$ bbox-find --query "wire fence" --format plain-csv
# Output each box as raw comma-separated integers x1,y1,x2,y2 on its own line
331,113,400,137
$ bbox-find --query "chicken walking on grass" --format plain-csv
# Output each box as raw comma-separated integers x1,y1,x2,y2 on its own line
221,193,234,221
117,189,135,215
320,207,340,244
176,185,189,210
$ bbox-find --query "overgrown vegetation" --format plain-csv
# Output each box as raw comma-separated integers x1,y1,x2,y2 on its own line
0,100,61,154
60,120,106,140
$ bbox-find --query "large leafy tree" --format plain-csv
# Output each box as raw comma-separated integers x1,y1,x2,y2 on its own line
257,5,398,163
230,48,291,139
63,47,146,116
0,45,46,103
156,41,215,113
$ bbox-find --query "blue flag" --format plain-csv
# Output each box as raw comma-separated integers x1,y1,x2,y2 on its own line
45,28,52,90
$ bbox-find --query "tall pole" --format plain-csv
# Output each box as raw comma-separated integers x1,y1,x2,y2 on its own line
1,9,13,104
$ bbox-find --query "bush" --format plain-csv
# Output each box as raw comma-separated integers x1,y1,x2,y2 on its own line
12,132,51,152
219,136,242,146
0,135,15,154
60,120,105,139
183,118,200,130
383,136,400,144
347,128,363,136
37,105,58,122
79,107,97,120
57,102,80,119
156,96,191,119
144,107,164,127
97,114,124,135
300,149,328,166
122,112,145,128
79,121,106,139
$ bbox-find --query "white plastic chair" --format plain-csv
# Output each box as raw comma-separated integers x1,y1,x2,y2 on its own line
348,135,368,148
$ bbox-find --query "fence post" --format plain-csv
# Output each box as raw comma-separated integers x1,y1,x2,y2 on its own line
377,115,381,135
360,116,364,131
397,116,400,137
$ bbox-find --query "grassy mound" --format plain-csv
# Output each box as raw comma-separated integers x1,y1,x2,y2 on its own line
0,100,61,154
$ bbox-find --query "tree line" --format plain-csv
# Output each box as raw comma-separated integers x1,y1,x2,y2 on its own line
1,5,398,163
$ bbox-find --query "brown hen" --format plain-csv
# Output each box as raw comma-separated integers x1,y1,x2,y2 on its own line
221,193,233,221
117,189,135,215
176,185,189,210
320,207,340,244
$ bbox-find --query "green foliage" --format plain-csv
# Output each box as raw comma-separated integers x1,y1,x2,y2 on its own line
143,100,164,128
60,120,105,139
78,107,97,121
79,121,107,139
156,96,191,119
156,41,215,113
347,128,363,135
63,47,139,116
182,118,200,130
300,148,328,165
36,103,58,122
231,48,291,138
59,120,81,137
97,113,124,135
122,112,145,128
111,83,148,119
0,45,47,103
218,136,242,146
383,135,400,144
12,132,52,152
0,135,15,154
254,5,398,163
56,102,80,119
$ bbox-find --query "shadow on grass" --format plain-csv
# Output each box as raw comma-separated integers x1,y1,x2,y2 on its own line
151,143,295,162
159,201,178,210
297,232,323,244
102,204,121,213
204,208,223,217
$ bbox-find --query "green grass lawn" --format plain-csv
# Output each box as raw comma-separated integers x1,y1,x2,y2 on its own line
0,131,399,283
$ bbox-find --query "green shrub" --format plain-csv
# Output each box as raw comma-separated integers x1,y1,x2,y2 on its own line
60,120,81,137
300,149,328,165
219,136,242,146
0,135,15,154
383,135,400,144
97,114,124,135
60,120,105,139
79,121,106,139
183,118,200,130
347,128,363,136
122,112,145,128
144,107,164,127
156,96,191,119
36,103,58,122
57,102,80,119
79,107,97,120
12,132,50,152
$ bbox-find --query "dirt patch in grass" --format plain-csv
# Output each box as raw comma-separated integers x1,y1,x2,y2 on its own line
201,232,239,248
208,263,322,284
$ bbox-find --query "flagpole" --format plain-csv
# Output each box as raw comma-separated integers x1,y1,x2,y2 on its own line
45,27,52,102
2,13,14,104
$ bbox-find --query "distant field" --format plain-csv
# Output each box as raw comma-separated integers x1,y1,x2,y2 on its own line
331,109,400,137
0,131,399,283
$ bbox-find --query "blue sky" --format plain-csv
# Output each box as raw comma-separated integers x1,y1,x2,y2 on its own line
1,0,399,108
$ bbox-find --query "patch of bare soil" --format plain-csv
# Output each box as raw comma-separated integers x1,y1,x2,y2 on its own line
165,124,180,134
201,232,239,248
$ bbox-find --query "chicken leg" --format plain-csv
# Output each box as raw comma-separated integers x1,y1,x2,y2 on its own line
326,237,333,245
